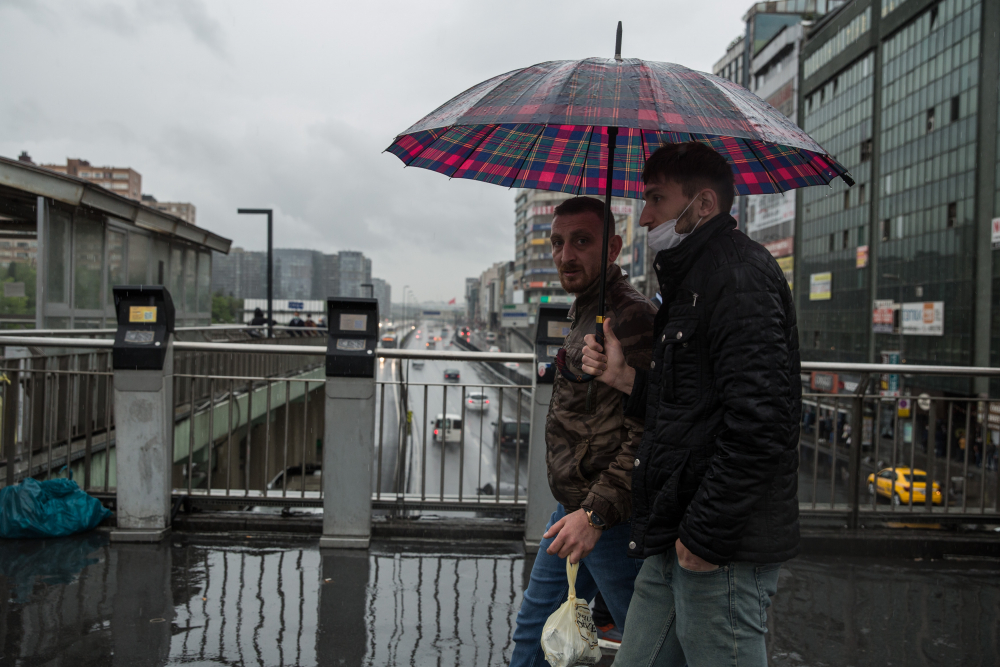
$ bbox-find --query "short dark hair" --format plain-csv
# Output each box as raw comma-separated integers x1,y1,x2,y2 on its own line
553,196,606,223
641,142,735,214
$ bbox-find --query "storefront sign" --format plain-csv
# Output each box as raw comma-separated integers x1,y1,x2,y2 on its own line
763,237,794,258
880,350,901,397
856,245,869,268
746,191,796,234
531,203,632,217
872,299,896,333
809,272,832,300
901,301,944,336
992,217,1000,249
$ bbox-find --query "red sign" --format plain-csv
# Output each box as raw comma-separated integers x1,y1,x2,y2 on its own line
810,372,839,394
763,237,794,258
528,281,547,288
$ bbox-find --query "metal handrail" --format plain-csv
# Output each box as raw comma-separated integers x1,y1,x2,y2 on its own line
0,335,534,362
2,333,999,374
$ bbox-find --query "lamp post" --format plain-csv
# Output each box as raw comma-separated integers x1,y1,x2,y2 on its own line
237,208,273,338
401,284,409,333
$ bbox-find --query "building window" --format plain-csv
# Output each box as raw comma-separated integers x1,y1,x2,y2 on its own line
844,191,850,210
947,202,957,228
926,108,935,133
858,183,866,205
950,96,960,123
829,233,836,252
881,218,891,241
860,139,872,162
842,230,850,249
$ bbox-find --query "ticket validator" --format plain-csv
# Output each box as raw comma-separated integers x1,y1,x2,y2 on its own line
524,304,571,552
320,297,379,549
109,285,175,542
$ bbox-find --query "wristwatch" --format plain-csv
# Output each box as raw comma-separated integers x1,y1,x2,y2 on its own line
585,509,607,531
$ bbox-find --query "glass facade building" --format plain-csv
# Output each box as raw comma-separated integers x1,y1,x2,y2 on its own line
796,0,998,396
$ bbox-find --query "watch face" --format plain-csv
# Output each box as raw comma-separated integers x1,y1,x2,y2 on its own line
589,511,605,527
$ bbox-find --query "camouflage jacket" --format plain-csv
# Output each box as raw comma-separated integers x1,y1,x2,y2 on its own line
546,264,657,528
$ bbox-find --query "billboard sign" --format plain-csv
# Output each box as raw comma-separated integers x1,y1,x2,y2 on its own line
763,237,794,258
872,299,896,333
901,302,944,336
747,191,796,235
501,308,529,328
856,245,869,268
809,272,831,301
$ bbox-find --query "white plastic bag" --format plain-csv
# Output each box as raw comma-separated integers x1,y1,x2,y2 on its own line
540,560,602,667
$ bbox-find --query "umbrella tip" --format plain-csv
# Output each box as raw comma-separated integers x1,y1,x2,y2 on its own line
615,21,622,61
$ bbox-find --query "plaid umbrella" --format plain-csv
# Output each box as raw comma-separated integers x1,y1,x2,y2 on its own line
386,61,853,198
387,27,852,381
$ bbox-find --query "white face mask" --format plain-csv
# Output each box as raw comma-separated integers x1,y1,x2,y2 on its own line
646,195,705,252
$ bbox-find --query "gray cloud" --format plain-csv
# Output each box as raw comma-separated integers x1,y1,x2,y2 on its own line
0,0,750,300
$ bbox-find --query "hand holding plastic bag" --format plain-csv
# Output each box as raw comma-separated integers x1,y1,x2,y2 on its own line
540,559,601,667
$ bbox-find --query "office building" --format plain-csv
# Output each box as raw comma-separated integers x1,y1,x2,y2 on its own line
336,251,372,299
714,1,847,288
464,277,480,324
795,0,997,396
142,195,197,225
371,277,391,317
41,157,142,201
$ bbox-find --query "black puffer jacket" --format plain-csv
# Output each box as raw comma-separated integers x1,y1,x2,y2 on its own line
624,214,801,564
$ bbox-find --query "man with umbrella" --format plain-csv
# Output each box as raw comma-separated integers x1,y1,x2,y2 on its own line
507,195,656,666
581,141,801,666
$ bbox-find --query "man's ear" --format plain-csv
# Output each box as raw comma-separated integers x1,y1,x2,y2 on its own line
698,189,720,217
607,234,623,264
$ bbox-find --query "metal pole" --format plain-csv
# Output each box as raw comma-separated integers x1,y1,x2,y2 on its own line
237,208,275,338
267,210,273,339
595,126,618,342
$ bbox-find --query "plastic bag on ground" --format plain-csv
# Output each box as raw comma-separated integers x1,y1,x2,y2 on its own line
0,477,112,539
540,559,602,667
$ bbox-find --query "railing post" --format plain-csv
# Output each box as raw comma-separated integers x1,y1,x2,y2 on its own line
523,305,568,553
847,375,869,530
109,286,176,543
320,297,378,549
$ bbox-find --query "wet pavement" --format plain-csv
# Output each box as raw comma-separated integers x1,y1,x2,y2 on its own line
2,532,998,666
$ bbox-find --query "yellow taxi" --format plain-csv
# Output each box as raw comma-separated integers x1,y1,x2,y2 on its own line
866,467,943,506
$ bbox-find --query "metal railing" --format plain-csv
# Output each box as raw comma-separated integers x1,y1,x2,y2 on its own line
3,330,999,525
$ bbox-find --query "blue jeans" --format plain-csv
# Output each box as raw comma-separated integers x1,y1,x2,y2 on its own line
613,549,782,667
510,504,642,667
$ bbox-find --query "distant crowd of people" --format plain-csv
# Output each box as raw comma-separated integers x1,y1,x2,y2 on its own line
248,308,326,338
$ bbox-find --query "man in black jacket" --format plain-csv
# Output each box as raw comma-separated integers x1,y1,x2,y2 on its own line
581,142,800,666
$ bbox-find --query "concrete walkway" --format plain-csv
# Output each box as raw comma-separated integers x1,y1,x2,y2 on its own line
1,532,997,666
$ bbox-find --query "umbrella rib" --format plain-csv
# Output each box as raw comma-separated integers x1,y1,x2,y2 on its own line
741,138,785,195
446,124,501,178
505,124,547,189
574,125,597,196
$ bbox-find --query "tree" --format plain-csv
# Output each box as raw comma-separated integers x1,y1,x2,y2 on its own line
0,261,37,328
211,291,243,324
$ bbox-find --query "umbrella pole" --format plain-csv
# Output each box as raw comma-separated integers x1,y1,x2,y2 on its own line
596,126,618,345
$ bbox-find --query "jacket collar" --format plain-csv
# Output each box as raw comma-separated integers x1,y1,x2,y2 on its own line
568,263,626,321
653,213,735,293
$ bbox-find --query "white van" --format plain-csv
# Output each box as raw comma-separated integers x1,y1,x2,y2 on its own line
432,413,463,444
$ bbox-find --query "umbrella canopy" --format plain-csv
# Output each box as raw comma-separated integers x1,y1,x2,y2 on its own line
387,57,854,196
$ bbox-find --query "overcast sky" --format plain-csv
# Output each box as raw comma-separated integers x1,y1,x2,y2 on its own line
0,0,751,302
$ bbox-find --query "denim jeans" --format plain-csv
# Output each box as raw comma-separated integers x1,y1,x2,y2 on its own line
510,504,642,667
612,549,781,667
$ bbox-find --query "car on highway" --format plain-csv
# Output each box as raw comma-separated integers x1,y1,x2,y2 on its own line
426,341,437,350
432,413,463,443
380,336,397,348
444,368,460,382
494,418,531,452
485,332,497,343
411,359,425,369
866,467,943,505
488,345,501,353
466,392,490,412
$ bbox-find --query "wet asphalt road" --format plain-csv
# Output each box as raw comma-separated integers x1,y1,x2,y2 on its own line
374,324,529,503
2,533,998,666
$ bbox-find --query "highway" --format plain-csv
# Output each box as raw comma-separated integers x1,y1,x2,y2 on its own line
373,321,530,505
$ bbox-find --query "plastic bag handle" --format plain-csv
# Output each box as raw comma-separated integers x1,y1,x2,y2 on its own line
566,560,579,600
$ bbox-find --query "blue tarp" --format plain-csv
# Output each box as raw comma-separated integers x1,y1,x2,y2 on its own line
0,477,112,538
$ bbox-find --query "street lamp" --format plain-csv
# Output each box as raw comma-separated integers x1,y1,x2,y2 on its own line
401,284,409,332
237,208,273,338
